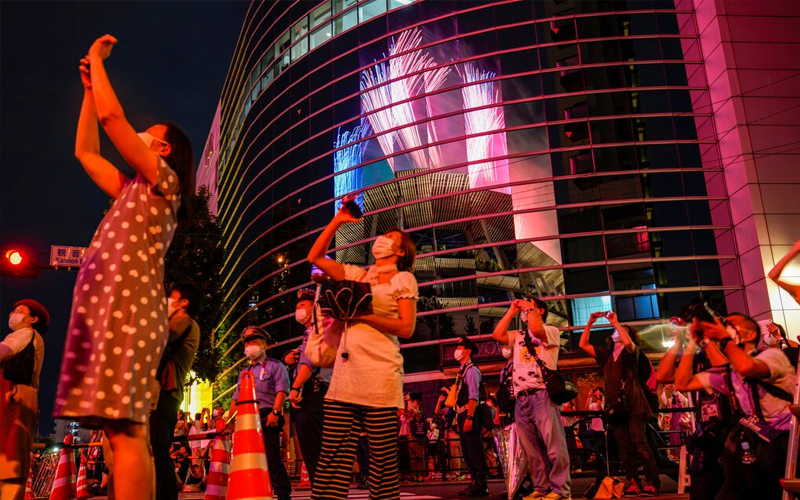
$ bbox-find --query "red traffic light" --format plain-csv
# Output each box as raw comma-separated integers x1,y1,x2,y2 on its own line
5,249,23,266
2,248,38,279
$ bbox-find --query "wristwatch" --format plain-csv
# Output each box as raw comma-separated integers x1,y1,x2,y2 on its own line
290,387,301,392
271,408,281,416
698,338,711,349
465,414,474,421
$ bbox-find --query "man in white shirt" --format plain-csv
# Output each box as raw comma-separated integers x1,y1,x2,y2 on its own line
493,298,571,500
1,299,48,500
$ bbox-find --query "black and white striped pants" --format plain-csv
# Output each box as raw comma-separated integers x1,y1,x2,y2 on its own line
310,400,399,500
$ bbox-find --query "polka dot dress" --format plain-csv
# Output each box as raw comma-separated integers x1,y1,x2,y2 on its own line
54,158,181,427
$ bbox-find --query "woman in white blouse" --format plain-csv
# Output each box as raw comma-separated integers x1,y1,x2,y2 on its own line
307,204,418,500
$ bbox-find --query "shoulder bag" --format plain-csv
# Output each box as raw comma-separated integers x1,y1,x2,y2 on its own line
523,330,578,404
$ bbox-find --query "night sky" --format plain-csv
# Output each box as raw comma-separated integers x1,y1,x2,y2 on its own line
0,0,250,436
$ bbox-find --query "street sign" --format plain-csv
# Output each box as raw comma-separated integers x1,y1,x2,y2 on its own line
50,245,87,268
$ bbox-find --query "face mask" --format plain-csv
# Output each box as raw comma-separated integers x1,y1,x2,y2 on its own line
295,307,310,325
8,313,27,331
726,325,740,344
371,235,396,259
454,348,467,362
611,331,621,343
762,332,779,348
244,344,265,360
138,132,169,152
501,346,512,359
167,298,178,318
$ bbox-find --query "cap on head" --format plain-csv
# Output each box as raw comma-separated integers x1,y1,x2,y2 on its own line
241,326,271,343
456,336,478,356
296,288,316,304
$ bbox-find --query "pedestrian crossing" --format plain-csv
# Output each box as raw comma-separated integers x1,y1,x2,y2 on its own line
291,490,441,500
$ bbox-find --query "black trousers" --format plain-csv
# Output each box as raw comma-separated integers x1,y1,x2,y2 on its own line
150,391,180,500
293,380,326,485
258,411,291,498
457,412,488,481
610,412,660,487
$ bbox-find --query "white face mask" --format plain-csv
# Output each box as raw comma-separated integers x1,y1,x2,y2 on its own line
167,297,178,318
244,344,265,360
762,332,780,348
454,348,467,362
138,132,169,152
295,307,310,325
8,313,27,331
501,346,513,359
611,331,621,343
371,235,396,259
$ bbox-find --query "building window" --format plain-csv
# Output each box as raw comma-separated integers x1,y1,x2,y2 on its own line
292,36,309,60
311,2,332,28
359,0,386,23
571,295,612,326
310,22,332,50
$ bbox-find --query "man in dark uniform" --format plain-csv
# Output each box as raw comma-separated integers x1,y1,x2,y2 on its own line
284,288,331,486
230,326,291,500
454,336,489,497
150,284,201,500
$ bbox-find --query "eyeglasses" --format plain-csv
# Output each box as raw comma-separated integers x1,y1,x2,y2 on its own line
297,288,315,298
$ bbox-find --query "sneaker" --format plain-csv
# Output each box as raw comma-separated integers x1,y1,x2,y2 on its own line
542,493,572,500
523,491,548,500
641,480,659,497
623,479,641,496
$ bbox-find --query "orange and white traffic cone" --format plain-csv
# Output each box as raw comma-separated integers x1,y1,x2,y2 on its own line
25,458,35,500
226,372,273,500
50,434,77,500
76,462,90,499
204,434,231,500
298,462,310,488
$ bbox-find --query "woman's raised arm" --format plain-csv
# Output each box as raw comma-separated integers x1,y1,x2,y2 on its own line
75,55,126,198
87,35,161,186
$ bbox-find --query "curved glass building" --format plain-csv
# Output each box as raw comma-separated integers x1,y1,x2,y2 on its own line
199,0,789,394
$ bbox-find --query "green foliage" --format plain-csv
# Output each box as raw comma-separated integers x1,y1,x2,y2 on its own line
416,295,455,338
465,315,478,336
164,186,225,383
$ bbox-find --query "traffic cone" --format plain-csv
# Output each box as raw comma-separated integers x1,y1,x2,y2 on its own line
298,462,310,488
25,458,35,500
204,434,231,500
226,372,273,500
50,434,77,500
76,462,90,499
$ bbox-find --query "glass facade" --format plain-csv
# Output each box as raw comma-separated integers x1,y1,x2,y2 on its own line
206,0,741,391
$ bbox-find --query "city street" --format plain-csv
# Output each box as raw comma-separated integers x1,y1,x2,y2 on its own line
90,477,688,500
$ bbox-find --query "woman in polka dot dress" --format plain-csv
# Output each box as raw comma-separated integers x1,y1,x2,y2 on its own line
53,34,195,500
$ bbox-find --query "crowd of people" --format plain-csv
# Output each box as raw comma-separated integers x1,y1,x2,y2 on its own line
2,33,800,500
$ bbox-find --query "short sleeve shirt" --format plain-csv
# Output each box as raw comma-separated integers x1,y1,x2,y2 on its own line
232,355,290,411
511,325,561,392
695,347,796,431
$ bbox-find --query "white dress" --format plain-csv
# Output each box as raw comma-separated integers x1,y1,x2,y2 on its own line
324,264,419,409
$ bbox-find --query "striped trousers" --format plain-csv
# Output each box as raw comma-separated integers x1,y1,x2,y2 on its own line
310,401,399,500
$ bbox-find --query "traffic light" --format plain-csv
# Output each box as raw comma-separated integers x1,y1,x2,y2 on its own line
1,249,39,279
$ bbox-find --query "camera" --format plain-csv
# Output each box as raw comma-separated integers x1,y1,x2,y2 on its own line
679,299,723,339
341,193,363,219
